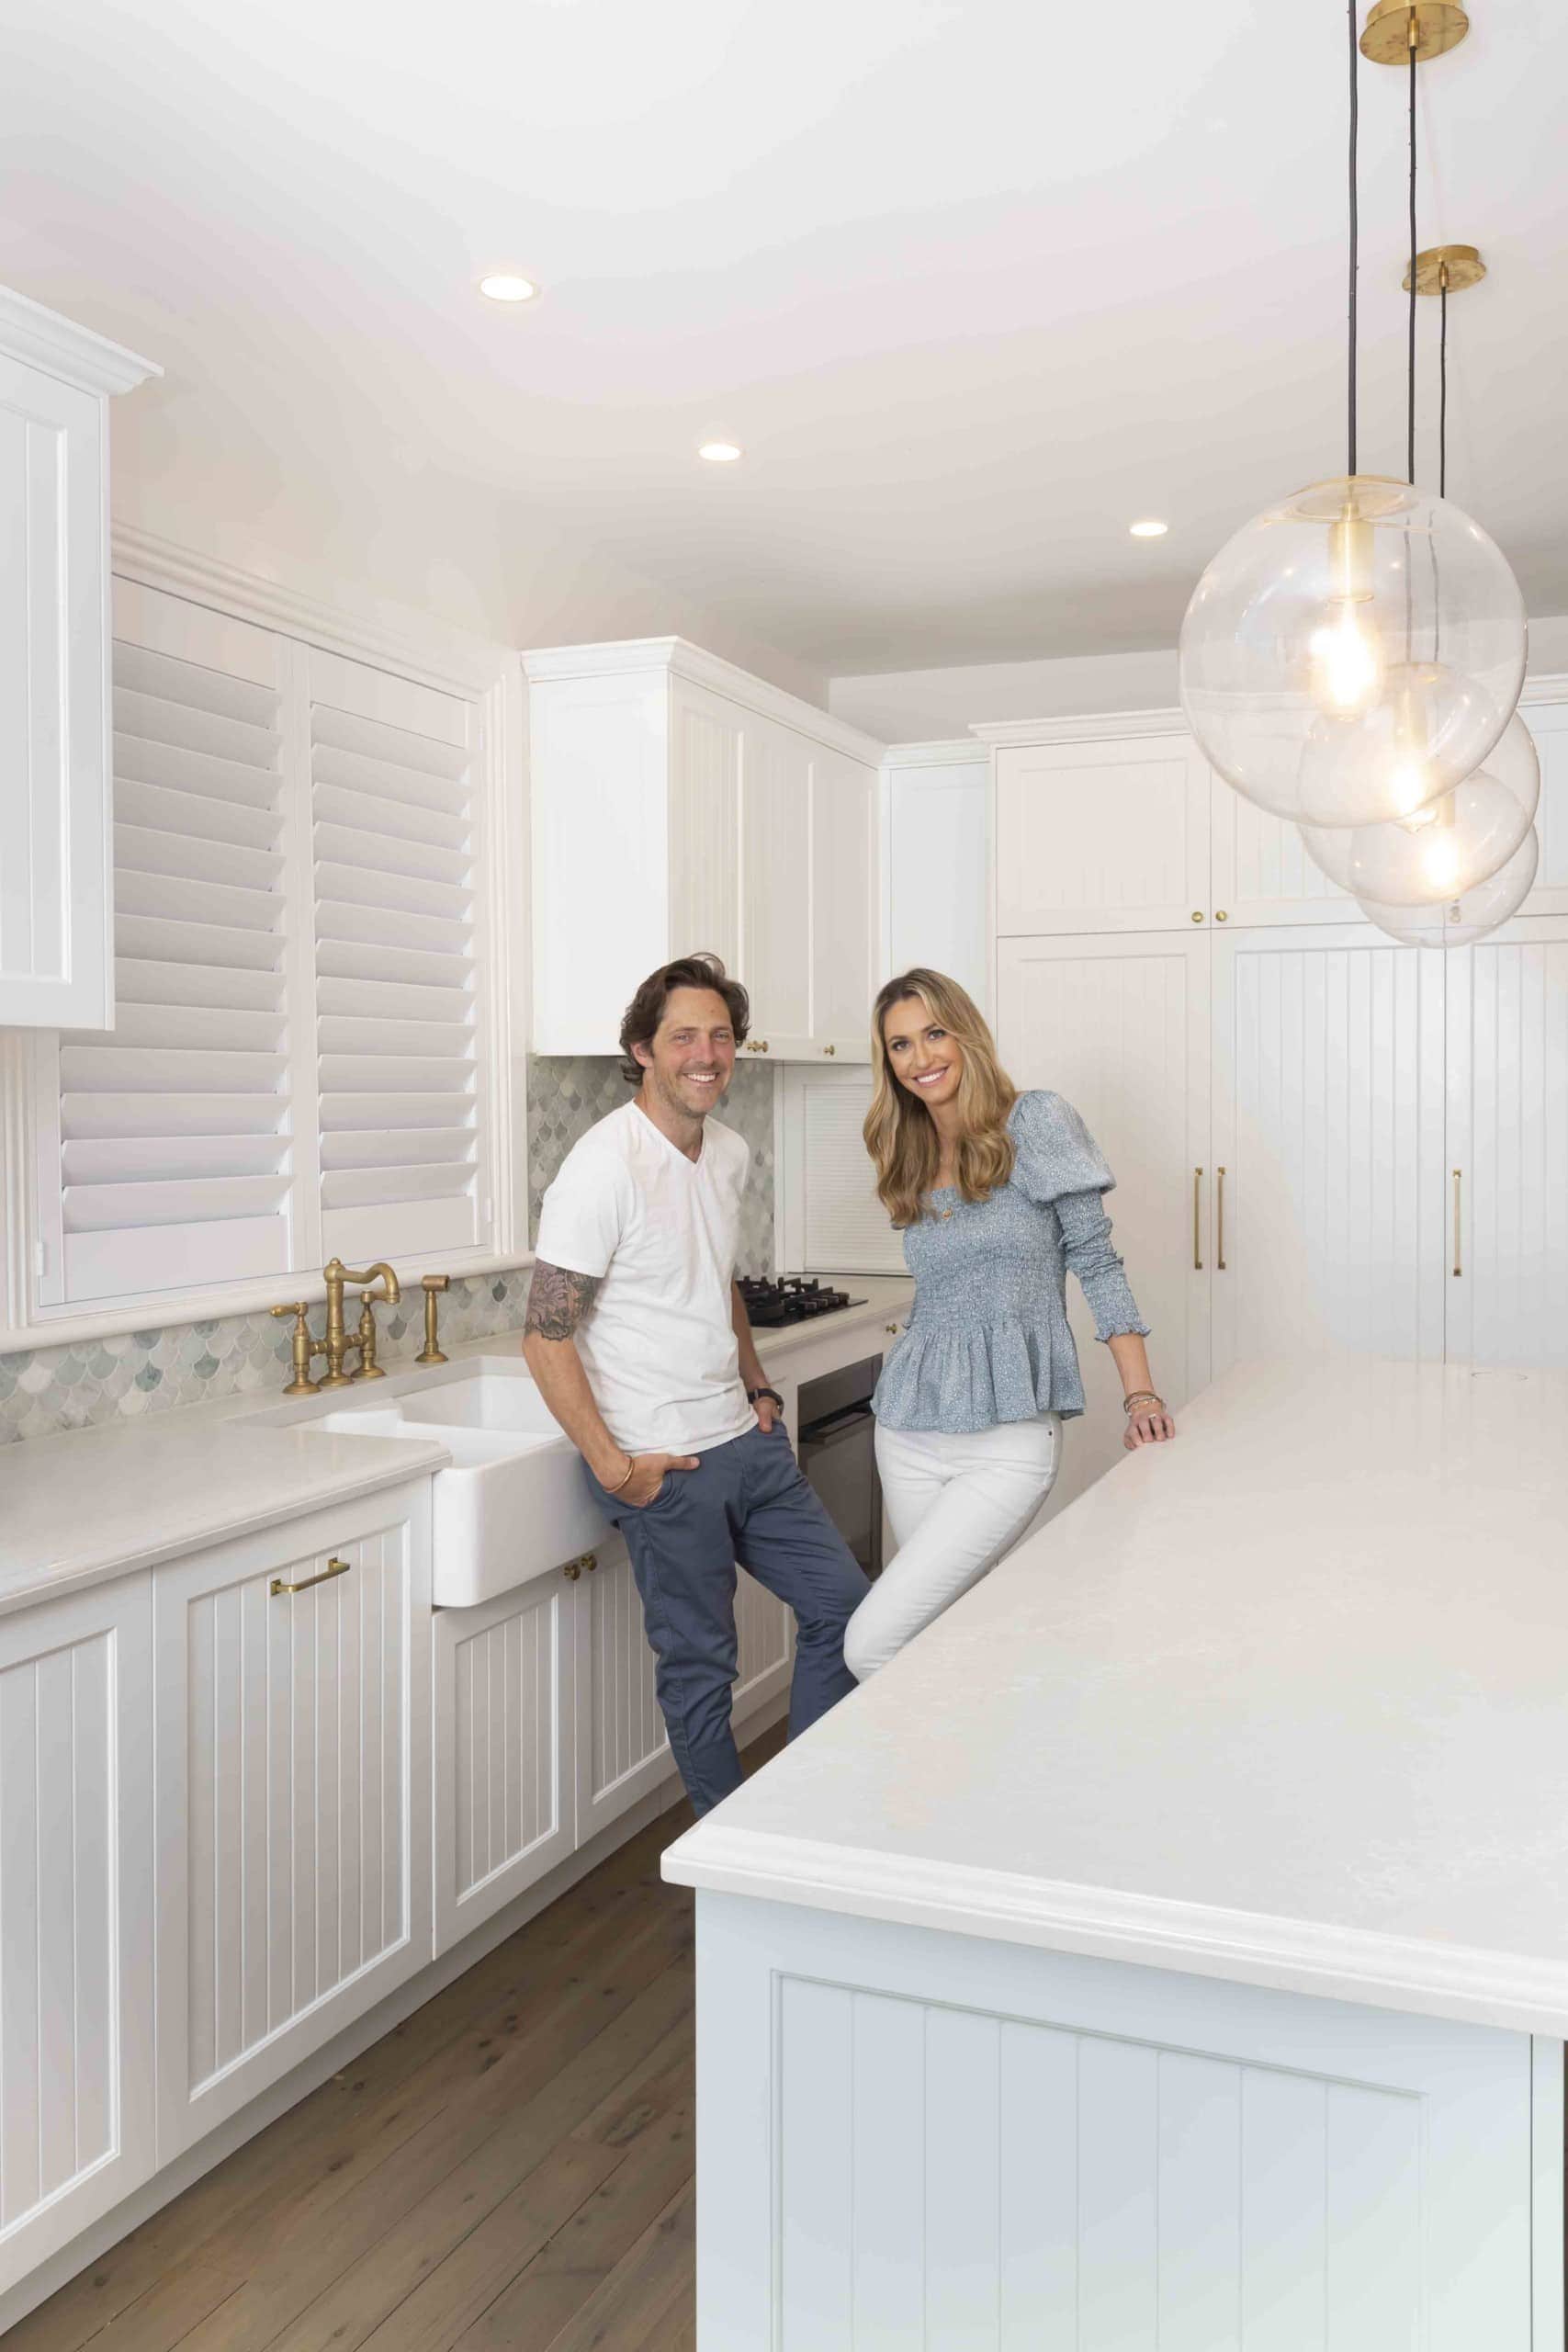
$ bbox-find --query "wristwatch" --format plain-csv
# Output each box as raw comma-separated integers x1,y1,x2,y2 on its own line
747,1385,784,1410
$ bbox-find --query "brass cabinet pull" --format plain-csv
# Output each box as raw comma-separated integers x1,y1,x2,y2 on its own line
1453,1170,1462,1276
562,1551,597,1582
1215,910,1229,922
1191,910,1205,923
271,1555,352,1598
1216,1167,1227,1271
823,1043,836,1056
1193,1168,1203,1271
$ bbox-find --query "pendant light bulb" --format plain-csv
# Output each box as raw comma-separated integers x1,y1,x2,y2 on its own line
1301,710,1540,906
1180,475,1526,830
1357,825,1540,950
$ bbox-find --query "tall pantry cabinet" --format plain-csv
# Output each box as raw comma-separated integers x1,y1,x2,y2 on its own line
982,698,1568,1520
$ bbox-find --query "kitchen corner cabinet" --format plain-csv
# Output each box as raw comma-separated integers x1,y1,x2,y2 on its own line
526,639,882,1061
0,1576,155,2299
0,287,157,1029
153,1483,433,2157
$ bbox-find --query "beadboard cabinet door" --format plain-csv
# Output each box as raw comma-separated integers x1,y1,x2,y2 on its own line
997,930,1212,1522
1445,914,1568,1370
1211,925,1448,1377
153,1484,432,2156
0,1576,154,2297
432,1567,576,1956
740,709,814,1057
809,746,878,1061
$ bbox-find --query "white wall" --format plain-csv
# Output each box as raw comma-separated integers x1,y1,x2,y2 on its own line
832,617,1568,745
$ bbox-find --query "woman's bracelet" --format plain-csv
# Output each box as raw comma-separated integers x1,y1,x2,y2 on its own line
1122,1390,1163,1415
605,1453,637,1494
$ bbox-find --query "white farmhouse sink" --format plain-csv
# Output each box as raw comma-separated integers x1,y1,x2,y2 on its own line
265,1359,610,1607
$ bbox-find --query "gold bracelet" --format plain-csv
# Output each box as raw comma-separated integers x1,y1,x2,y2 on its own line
606,1453,637,1494
1122,1391,1163,1415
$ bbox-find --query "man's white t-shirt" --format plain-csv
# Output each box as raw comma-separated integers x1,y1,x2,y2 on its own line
534,1100,756,1457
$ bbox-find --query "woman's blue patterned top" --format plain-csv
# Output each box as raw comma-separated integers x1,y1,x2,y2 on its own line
872,1089,1148,1434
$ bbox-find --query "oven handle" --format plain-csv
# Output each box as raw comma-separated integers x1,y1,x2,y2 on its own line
798,1400,876,1449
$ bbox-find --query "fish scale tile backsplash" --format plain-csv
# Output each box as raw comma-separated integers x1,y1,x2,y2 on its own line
0,1057,777,1446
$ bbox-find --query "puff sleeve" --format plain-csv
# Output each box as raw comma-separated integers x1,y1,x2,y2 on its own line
1011,1091,1150,1343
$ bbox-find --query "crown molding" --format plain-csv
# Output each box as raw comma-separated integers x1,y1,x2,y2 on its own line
1520,672,1568,707
0,286,160,397
878,737,989,769
111,524,513,700
972,707,1188,748
662,1824,1568,2040
523,633,886,764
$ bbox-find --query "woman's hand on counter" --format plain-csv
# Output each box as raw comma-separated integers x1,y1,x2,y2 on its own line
1122,1395,1177,1450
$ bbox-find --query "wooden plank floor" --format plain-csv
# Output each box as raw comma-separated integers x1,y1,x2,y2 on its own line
16,1725,784,2352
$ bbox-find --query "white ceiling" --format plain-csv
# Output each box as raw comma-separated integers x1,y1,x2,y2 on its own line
3,0,1563,676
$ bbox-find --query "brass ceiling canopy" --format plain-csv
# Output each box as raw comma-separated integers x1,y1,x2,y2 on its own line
1360,0,1471,65
1404,243,1486,294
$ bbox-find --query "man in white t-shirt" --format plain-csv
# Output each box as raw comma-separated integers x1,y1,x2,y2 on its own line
524,954,869,1815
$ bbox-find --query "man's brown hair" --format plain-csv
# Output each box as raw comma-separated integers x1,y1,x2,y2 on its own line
618,952,750,1085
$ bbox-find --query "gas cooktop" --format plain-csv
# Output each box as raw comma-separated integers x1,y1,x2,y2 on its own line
739,1276,865,1329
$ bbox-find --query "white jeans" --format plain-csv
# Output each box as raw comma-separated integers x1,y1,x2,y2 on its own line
845,1412,1063,1680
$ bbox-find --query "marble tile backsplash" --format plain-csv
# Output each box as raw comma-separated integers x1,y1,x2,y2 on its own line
0,1057,778,1446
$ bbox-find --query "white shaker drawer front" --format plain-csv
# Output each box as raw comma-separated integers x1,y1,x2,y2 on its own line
153,1484,433,2155
432,1570,577,1956
0,1577,155,2296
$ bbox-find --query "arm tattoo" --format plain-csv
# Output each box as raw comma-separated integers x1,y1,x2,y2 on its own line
524,1261,603,1342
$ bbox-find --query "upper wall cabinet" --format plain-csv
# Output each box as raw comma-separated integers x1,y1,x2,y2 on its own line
0,287,157,1030
883,743,990,1013
526,639,884,1061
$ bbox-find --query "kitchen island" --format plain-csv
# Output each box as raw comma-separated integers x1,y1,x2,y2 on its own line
664,1356,1568,2347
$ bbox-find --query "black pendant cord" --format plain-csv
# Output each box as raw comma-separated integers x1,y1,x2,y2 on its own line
1406,32,1418,484
1348,0,1359,476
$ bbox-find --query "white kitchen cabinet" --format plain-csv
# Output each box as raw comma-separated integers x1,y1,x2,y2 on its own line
1211,923,1448,1376
998,929,1212,1520
432,1566,577,1956
0,290,157,1030
1446,913,1568,1370
0,1576,154,2298
153,1483,433,2155
993,731,1212,936
526,637,884,1060
883,742,990,1012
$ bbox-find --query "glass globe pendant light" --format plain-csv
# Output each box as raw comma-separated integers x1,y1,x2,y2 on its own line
1300,708,1539,903
1357,824,1539,948
1179,1,1527,831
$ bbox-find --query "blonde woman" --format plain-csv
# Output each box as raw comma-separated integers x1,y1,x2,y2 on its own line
844,968,1174,1681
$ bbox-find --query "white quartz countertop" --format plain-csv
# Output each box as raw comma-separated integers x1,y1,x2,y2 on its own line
0,1276,911,1619
665,1355,1568,2038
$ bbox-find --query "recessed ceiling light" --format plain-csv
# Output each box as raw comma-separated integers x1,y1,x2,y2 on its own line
479,274,538,304
1130,517,1169,537
698,442,743,463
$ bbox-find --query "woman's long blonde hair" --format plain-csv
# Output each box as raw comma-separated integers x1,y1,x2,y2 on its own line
864,968,1018,1227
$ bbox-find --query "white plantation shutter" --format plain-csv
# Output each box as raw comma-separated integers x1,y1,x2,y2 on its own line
40,588,294,1305
309,649,491,1265
780,1066,907,1275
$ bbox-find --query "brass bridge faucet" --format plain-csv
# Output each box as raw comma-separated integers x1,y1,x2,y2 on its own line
271,1258,401,1394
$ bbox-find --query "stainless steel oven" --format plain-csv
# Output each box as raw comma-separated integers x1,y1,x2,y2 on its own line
796,1354,883,1582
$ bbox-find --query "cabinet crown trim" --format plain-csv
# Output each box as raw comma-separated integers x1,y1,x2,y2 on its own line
975,674,1568,751
522,634,886,766
0,285,160,396
879,738,989,769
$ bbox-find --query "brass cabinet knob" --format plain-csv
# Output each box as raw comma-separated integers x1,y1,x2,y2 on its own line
563,1559,581,1581
823,1044,836,1056
1191,910,1205,923
1215,910,1229,922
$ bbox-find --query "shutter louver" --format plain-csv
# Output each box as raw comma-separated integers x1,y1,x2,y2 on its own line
310,664,487,1263
53,636,293,1302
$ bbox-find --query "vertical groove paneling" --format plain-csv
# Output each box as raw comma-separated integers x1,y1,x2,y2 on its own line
183,1532,407,2096
0,1628,117,2233
450,1586,561,1902
773,1982,1428,2347
1465,935,1568,1367
670,701,741,975
1220,938,1440,1363
588,1553,668,1804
